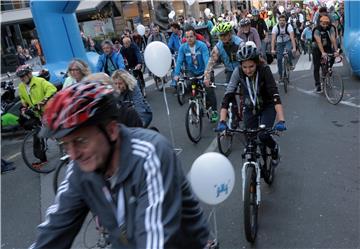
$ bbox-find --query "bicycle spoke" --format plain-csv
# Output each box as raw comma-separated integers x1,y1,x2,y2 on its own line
324,73,344,105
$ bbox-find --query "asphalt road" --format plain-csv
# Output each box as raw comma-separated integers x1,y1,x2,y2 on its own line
1,54,359,248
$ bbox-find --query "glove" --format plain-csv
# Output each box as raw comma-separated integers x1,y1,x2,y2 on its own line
215,121,228,132
274,121,287,131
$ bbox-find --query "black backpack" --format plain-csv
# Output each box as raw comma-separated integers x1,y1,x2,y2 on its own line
276,23,291,38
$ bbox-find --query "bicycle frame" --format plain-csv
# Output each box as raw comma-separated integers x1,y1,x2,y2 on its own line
228,126,276,204
188,76,207,112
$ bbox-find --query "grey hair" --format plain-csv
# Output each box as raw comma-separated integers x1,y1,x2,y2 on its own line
101,39,113,47
111,69,137,91
67,58,91,77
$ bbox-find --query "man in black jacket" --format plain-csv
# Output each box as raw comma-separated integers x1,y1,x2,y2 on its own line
121,37,146,97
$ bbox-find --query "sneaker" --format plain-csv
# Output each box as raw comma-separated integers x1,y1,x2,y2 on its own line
210,111,219,123
1,162,16,174
289,65,295,70
315,86,322,93
271,145,280,166
31,161,48,169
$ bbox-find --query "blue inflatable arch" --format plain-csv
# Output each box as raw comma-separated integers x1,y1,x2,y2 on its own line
30,0,98,84
343,1,360,77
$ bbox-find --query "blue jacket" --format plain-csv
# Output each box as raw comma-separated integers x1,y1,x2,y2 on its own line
216,35,243,72
168,32,182,54
96,51,125,75
175,40,209,76
206,20,214,33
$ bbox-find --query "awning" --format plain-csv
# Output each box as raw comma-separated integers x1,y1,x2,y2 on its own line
0,0,108,26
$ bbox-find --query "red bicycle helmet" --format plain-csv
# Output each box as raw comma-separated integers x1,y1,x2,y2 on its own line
16,64,32,77
42,81,119,139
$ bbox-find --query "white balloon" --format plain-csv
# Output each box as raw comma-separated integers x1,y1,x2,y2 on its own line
137,24,145,36
204,8,211,16
168,10,176,19
190,152,235,205
278,5,285,14
187,0,195,6
144,41,172,77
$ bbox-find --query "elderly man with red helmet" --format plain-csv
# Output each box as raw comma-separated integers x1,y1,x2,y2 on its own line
30,80,210,248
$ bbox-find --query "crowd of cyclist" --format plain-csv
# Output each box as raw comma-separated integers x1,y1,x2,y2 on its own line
12,2,344,247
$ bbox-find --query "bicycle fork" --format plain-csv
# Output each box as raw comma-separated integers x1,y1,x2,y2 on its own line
242,161,261,205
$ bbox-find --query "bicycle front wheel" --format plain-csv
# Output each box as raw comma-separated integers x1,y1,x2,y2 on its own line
177,81,186,106
217,131,233,156
243,165,258,243
185,102,202,143
324,73,344,105
21,129,61,173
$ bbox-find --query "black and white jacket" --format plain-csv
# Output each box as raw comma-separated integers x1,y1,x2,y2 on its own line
30,125,209,249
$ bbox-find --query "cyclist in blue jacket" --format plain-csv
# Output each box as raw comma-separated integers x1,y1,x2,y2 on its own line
174,26,218,122
96,39,125,76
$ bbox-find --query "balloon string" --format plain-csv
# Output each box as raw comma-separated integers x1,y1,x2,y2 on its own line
207,207,218,242
162,78,176,147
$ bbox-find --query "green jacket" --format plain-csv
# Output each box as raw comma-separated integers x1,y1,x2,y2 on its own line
18,76,57,109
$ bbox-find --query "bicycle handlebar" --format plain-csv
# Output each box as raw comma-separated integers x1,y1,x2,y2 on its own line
218,125,279,136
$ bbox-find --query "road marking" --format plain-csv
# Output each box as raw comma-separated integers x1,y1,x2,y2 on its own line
294,54,312,72
6,152,21,161
295,87,360,108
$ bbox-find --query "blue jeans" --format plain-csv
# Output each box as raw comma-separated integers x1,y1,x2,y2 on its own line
276,40,293,77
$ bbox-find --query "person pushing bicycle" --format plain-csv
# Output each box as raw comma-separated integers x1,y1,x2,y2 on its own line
215,42,286,165
16,64,57,168
30,81,210,248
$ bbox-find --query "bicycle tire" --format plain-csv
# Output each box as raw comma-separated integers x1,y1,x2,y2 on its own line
283,76,289,94
308,44,312,61
243,165,258,243
282,58,288,93
154,77,163,91
217,131,233,156
262,147,275,185
21,129,60,173
177,81,186,106
324,73,344,105
185,102,202,143
53,158,69,194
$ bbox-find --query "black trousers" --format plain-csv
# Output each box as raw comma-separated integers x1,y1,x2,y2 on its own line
312,47,335,87
33,127,47,162
243,104,277,150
